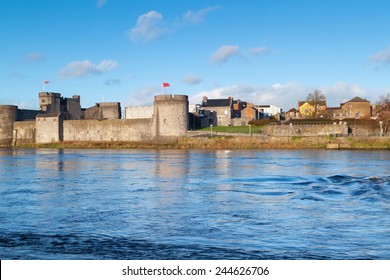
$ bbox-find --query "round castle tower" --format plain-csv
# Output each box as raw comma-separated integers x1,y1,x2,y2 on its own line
153,95,188,138
0,105,18,147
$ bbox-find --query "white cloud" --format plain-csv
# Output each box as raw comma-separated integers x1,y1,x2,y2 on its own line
95,60,118,72
127,86,159,106
321,82,372,105
182,75,202,85
189,82,380,110
190,84,272,105
0,96,37,110
96,0,106,8
130,11,168,42
248,47,270,56
182,6,221,24
7,72,27,80
105,79,121,86
120,81,379,110
369,46,390,66
129,7,219,43
26,52,45,62
210,45,240,64
59,59,119,78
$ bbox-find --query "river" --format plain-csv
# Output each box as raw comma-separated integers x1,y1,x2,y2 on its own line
0,149,389,259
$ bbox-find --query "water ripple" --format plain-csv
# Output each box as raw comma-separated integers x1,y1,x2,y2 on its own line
0,149,389,259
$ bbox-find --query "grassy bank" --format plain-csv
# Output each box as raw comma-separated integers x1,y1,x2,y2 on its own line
197,125,264,134
13,136,390,150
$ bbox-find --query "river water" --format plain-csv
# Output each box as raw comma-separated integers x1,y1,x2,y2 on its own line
0,148,389,259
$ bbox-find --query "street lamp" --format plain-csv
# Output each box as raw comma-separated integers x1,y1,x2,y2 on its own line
379,121,383,137
333,122,337,137
210,124,213,137
290,123,293,136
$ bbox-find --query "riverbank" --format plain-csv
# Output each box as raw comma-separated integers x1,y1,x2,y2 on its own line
11,136,390,150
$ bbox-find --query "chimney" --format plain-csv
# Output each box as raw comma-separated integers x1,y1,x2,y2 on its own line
202,96,208,106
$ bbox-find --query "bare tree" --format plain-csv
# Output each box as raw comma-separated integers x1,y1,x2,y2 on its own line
376,93,390,106
376,93,390,130
306,90,327,117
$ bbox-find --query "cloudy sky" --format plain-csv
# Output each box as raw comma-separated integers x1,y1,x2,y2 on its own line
1,0,390,110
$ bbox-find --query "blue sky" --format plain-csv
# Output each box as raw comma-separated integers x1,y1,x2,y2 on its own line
1,0,390,110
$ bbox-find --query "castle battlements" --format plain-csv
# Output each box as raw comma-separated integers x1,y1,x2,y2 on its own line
0,93,189,147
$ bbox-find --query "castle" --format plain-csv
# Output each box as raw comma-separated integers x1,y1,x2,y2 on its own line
0,93,189,147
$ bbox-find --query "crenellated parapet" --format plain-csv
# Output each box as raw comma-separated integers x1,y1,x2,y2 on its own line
2,94,189,146
153,94,189,139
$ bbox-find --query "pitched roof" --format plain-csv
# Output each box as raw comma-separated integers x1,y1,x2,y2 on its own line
203,98,231,107
298,100,326,107
298,101,308,107
346,96,370,103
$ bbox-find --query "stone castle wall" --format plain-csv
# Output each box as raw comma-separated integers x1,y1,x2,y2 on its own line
13,121,36,146
63,119,153,142
153,95,189,138
0,105,18,147
36,114,64,143
2,94,189,146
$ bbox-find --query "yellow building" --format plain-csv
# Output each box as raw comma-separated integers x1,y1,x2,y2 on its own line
298,101,327,118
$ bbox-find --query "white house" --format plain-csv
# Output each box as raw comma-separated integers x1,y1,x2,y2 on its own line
255,105,282,118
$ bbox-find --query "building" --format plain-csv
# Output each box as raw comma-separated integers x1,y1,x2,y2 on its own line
188,104,211,129
39,92,121,120
124,106,154,119
199,96,260,127
1,94,189,147
298,100,327,118
201,96,233,126
238,103,259,126
36,113,65,143
327,107,347,119
285,108,299,121
39,92,82,120
84,102,121,120
255,105,282,119
340,97,371,119
325,96,372,120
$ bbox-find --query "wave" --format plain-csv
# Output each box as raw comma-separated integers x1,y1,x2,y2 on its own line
0,232,379,260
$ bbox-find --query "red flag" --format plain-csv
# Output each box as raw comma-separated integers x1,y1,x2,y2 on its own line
162,82,170,87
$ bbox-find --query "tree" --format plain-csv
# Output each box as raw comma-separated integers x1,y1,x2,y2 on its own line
376,93,390,106
306,90,327,117
376,93,390,125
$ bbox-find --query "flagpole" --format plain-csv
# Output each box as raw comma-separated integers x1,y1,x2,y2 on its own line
43,81,49,92
161,82,170,94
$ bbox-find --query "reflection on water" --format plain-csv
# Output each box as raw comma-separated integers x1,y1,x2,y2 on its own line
0,148,389,259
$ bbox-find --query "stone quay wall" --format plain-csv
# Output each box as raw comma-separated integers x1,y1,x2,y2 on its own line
264,123,348,136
